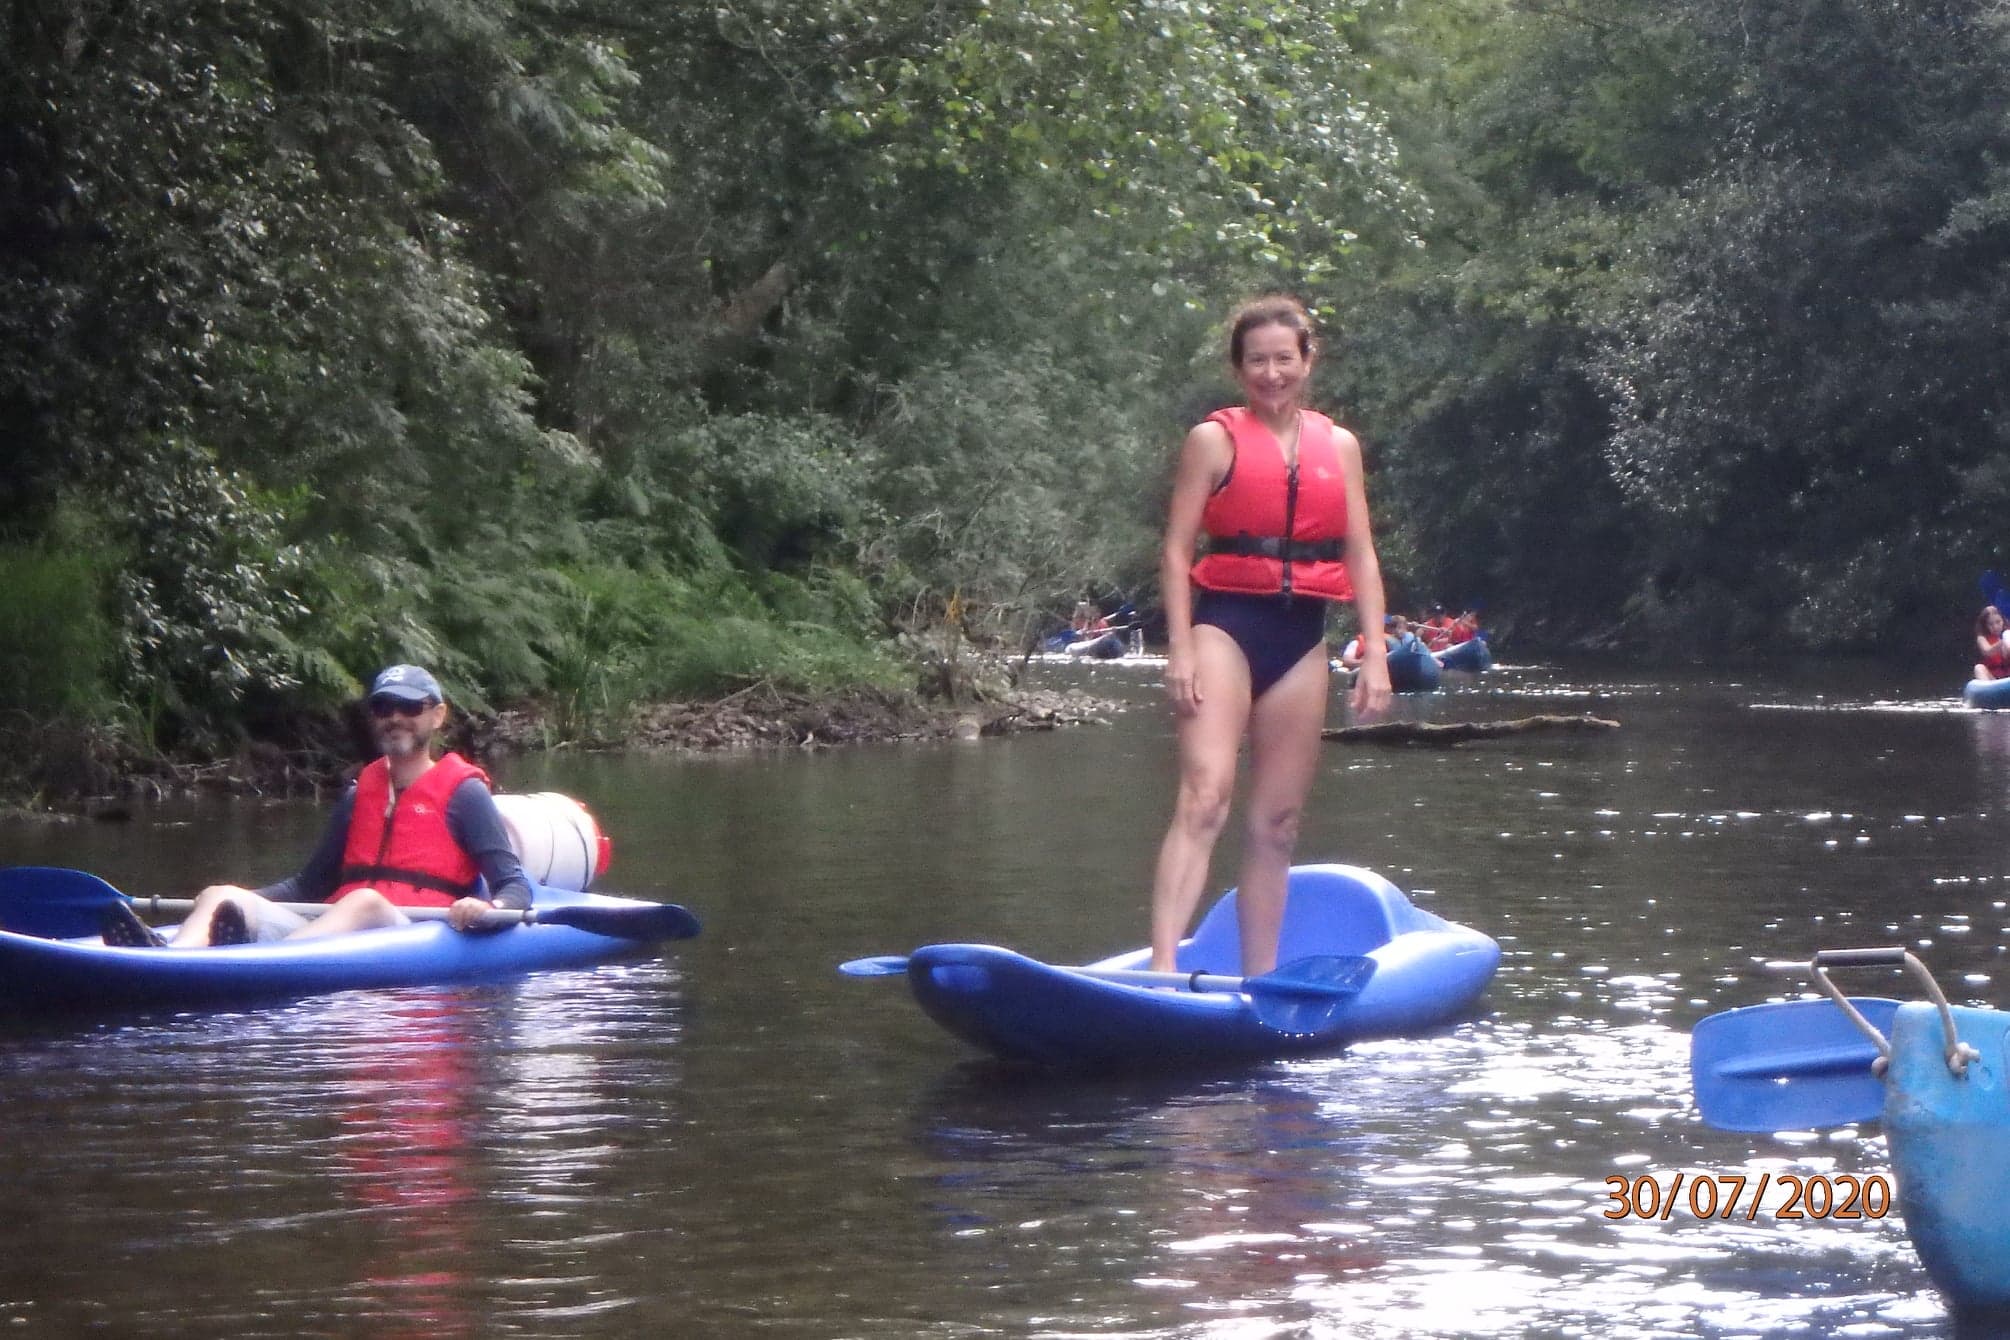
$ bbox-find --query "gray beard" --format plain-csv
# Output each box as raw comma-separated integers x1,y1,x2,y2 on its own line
377,727,433,760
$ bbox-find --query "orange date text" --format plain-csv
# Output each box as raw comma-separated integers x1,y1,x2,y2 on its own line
1601,1172,1892,1222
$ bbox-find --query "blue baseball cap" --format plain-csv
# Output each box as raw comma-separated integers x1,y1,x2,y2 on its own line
368,664,443,704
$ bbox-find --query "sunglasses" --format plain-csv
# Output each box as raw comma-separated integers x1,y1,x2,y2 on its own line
368,697,435,719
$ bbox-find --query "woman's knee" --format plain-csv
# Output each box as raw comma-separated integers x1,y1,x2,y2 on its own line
1175,774,1237,834
1246,803,1303,853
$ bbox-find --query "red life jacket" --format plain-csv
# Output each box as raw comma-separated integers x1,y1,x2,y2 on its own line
1191,406,1354,601
1985,640,2010,680
335,752,489,907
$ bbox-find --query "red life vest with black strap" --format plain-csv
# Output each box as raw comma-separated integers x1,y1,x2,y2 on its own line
335,752,489,908
1191,406,1354,602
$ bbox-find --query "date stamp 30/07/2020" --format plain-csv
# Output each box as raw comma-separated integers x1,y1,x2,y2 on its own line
1601,1172,1894,1222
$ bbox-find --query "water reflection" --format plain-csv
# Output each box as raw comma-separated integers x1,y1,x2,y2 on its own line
0,961,689,1334
321,997,481,1338
1971,713,2010,802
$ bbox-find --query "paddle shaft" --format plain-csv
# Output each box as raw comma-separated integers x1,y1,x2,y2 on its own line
141,895,501,924
1087,965,1286,993
1,865,698,943
131,894,697,941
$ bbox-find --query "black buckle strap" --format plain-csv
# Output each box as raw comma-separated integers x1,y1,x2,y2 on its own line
1204,535,1343,562
336,864,477,898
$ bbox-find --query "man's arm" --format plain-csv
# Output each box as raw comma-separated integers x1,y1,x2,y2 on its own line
446,780,533,910
254,789,358,904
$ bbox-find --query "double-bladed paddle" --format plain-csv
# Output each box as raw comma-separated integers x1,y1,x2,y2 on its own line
840,951,1377,1033
1689,996,1901,1133
0,866,699,943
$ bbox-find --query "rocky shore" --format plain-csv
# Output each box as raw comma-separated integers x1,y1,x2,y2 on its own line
5,681,1127,815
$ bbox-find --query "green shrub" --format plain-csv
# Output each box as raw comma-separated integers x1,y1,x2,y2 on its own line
0,542,118,722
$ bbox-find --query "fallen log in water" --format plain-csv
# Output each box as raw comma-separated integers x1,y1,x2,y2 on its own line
1322,714,1620,747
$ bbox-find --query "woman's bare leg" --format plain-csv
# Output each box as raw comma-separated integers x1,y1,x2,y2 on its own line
1233,645,1331,976
1149,626,1253,971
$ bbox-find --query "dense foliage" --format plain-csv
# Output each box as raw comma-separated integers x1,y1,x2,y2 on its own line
6,0,2009,775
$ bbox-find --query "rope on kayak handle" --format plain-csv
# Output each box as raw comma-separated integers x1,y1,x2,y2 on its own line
1808,947,1980,1079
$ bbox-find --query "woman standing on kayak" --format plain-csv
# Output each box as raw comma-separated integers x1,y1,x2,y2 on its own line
1150,295,1391,977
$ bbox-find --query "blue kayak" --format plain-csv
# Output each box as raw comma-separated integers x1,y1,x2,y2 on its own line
1436,635,1493,673
1964,676,2010,709
0,883,684,1013
1386,638,1443,693
901,864,1499,1069
1691,951,2010,1315
1885,1000,2010,1312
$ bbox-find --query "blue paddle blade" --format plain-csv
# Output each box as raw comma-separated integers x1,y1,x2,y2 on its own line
1244,954,1377,1034
1985,571,2010,617
0,867,130,939
1691,997,1902,1133
527,900,702,941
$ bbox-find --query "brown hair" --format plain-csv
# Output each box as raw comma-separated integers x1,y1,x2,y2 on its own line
1979,606,2005,638
1227,294,1318,366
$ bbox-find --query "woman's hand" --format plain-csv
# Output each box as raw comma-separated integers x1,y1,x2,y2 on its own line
1163,646,1203,716
1350,658,1392,721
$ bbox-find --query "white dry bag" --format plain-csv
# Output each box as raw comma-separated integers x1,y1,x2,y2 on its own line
492,791,610,891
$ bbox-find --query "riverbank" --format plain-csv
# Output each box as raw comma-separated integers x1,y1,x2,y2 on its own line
3,679,1127,815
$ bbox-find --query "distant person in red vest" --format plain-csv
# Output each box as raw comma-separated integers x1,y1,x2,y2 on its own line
1977,607,2010,682
1447,609,1482,646
1420,605,1455,651
101,665,530,948
1151,294,1391,977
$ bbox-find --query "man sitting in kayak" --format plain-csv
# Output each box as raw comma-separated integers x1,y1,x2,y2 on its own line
100,664,531,948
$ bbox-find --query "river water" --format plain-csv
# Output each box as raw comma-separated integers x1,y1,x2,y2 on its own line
2,655,2007,1337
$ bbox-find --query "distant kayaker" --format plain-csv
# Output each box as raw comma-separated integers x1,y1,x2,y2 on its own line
1071,600,1109,636
1420,605,1455,651
100,664,531,948
1977,606,2010,683
1151,294,1391,977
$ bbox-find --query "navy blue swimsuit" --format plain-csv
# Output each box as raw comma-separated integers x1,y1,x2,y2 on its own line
1192,590,1329,699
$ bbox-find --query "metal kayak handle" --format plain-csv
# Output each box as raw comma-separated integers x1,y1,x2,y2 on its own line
1808,946,1977,1079
1811,947,1910,969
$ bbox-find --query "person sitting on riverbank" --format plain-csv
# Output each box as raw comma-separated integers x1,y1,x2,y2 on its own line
100,665,531,948
1976,607,2010,682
